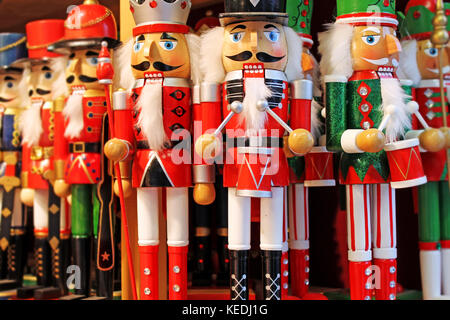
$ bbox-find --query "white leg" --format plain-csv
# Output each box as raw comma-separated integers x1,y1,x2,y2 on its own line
166,187,189,247
371,184,397,259
137,188,160,246
282,187,288,253
228,188,251,251
33,189,49,233
60,197,70,233
260,187,284,251
346,184,372,262
442,249,450,296
420,250,442,299
288,184,309,250
11,188,25,228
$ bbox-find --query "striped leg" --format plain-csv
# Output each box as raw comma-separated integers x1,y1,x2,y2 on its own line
288,183,310,298
346,184,372,300
260,187,284,300
439,181,450,296
228,188,251,300
166,187,189,300
371,184,397,300
281,187,289,299
137,188,160,300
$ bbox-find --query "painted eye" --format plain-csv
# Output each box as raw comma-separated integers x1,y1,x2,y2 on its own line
425,48,438,57
44,72,53,80
230,32,243,43
6,82,13,89
87,57,98,66
159,41,177,51
362,35,381,46
264,30,280,42
134,42,143,52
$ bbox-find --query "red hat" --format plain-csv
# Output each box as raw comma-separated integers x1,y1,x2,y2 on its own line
26,19,65,60
49,0,120,53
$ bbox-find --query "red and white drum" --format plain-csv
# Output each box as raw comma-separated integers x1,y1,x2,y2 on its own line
304,146,336,187
384,138,427,189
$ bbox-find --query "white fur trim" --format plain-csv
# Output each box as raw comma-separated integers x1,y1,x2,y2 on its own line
185,33,201,85
136,81,168,151
240,77,270,131
113,39,134,91
311,99,322,141
324,75,348,83
318,23,354,79
63,89,85,139
50,57,69,100
284,26,304,82
397,40,422,86
19,99,43,147
200,26,225,83
380,78,411,142
341,129,364,153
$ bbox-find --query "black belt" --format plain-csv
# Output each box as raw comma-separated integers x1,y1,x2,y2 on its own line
224,136,284,148
69,142,101,153
136,140,186,150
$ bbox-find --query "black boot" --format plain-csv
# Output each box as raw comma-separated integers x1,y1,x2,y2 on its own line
72,237,91,296
229,250,249,300
192,235,212,287
8,232,27,284
261,250,282,300
0,249,7,279
216,234,229,287
35,237,51,286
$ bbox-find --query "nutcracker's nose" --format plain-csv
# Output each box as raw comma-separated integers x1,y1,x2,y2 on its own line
68,58,81,74
250,31,258,51
144,40,159,61
386,34,402,55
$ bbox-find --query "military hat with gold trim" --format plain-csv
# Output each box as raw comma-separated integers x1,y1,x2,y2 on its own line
219,0,289,26
0,33,27,72
48,0,120,54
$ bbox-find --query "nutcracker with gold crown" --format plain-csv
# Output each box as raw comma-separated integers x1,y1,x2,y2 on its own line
16,19,71,297
105,0,200,300
319,0,429,300
0,32,29,289
47,0,120,297
194,0,314,300
397,0,450,300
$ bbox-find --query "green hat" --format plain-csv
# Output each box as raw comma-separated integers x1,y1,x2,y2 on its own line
335,0,398,28
286,0,314,47
399,0,450,40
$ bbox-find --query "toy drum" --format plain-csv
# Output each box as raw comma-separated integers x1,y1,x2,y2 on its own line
304,146,336,187
236,147,273,198
384,138,427,189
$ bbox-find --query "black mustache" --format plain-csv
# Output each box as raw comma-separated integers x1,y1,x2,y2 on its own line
256,52,285,63
132,61,151,71
226,51,253,61
36,88,51,96
66,75,75,84
79,75,98,83
153,62,181,72
0,97,13,103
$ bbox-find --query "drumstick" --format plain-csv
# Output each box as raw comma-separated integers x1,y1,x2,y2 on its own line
406,101,430,130
378,104,397,132
256,99,293,133
213,101,243,136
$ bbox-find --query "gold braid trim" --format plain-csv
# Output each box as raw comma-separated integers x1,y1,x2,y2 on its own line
0,37,26,53
27,41,61,50
65,9,112,30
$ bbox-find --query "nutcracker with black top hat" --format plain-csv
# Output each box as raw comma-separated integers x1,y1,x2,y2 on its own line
397,0,450,300
105,0,200,300
0,32,29,290
48,0,120,298
319,0,429,300
16,19,71,298
194,0,314,300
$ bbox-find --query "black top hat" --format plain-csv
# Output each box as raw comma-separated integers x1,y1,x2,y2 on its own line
220,0,288,26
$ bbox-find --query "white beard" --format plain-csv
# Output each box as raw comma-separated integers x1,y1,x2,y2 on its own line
240,77,272,133
136,81,168,151
380,78,411,143
63,89,85,139
20,99,44,147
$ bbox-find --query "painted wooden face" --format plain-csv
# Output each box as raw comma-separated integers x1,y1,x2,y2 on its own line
131,32,190,79
66,49,102,91
222,21,288,73
351,25,402,72
416,39,450,80
29,63,56,102
0,71,24,109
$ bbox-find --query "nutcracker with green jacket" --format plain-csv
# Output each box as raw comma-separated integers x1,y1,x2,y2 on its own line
397,0,450,300
0,32,29,290
319,0,426,300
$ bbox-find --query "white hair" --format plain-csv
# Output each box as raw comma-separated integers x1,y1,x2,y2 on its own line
397,39,422,86
199,26,226,83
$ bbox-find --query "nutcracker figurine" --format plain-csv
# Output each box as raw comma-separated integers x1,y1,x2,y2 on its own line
397,0,450,300
318,0,427,300
0,32,29,289
48,0,120,297
18,19,71,296
285,0,331,299
105,0,200,300
194,0,314,300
